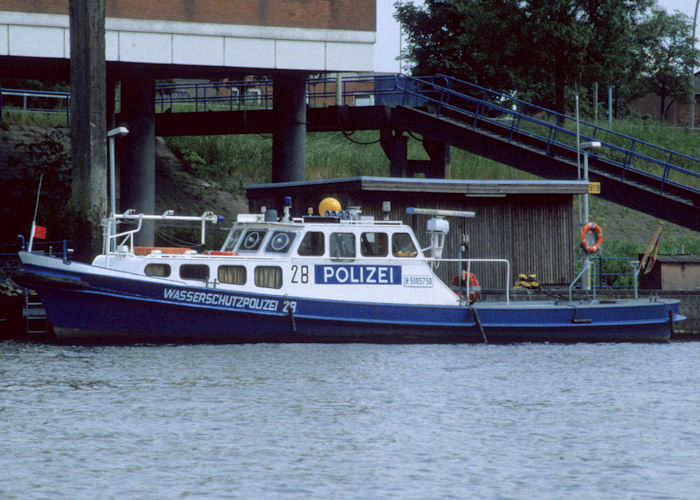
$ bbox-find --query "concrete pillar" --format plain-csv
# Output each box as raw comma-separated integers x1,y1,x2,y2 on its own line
69,0,106,260
380,129,408,177
118,76,156,245
272,72,307,183
419,137,450,178
381,131,449,178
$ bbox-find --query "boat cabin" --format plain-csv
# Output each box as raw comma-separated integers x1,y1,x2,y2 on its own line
93,206,459,305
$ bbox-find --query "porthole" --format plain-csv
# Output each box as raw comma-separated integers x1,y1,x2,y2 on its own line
243,232,260,249
239,230,267,252
265,231,297,254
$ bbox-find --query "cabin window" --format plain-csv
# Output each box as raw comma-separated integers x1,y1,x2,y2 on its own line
255,266,283,289
392,233,418,258
144,263,171,277
330,233,356,258
239,229,267,252
218,265,246,285
361,232,388,257
265,231,297,254
297,231,325,256
221,229,242,252
180,264,210,281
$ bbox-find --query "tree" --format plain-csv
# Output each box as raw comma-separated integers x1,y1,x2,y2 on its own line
395,0,525,93
395,0,662,115
637,9,699,122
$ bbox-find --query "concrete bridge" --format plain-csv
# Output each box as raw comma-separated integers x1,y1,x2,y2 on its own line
0,0,376,256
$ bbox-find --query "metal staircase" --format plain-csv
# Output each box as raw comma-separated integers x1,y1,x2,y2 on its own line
152,74,700,231
380,74,700,231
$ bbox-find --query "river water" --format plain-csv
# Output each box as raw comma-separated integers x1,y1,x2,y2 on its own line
1,340,698,499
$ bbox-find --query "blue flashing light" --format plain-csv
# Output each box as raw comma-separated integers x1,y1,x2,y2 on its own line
284,196,292,206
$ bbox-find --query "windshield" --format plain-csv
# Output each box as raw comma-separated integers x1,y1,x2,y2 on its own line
220,226,243,252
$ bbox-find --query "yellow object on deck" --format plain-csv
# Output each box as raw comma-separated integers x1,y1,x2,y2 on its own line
318,197,342,215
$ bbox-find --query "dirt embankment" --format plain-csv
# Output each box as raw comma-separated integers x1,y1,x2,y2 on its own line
0,125,247,244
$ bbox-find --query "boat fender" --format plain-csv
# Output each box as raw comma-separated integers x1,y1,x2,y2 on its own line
452,271,480,304
580,222,603,254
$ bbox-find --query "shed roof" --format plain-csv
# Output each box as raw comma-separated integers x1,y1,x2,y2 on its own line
247,177,590,196
641,254,700,264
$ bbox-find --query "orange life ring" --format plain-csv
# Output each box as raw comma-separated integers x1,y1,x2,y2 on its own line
580,222,603,253
452,271,481,304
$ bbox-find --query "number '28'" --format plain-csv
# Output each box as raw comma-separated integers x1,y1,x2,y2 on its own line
291,265,309,284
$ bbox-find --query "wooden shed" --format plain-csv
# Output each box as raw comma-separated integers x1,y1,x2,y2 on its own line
246,177,589,290
638,255,700,290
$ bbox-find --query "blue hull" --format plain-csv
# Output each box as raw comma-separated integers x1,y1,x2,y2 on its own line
15,264,682,344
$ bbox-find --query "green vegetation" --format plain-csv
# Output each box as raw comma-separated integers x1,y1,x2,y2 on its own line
165,120,699,185
396,0,698,119
0,109,69,128
165,130,538,186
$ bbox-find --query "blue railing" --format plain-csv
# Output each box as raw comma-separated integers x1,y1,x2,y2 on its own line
155,79,274,112
569,255,639,290
151,75,403,110
593,255,638,289
0,88,71,125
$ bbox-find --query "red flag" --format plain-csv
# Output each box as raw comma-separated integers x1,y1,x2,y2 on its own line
33,225,47,240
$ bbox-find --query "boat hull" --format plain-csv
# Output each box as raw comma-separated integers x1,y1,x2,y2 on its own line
14,260,683,344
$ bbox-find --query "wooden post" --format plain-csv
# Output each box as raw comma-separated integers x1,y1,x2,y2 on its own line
70,0,107,260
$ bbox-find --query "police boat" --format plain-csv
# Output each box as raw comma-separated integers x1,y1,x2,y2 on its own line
15,197,684,343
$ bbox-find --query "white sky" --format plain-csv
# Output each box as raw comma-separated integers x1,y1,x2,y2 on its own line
374,0,700,73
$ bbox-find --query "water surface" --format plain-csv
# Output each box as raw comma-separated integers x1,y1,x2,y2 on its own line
2,341,698,498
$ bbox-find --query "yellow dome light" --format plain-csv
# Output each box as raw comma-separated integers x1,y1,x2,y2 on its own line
318,197,341,216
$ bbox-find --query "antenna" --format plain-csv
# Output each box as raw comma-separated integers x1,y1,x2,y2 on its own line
27,173,44,252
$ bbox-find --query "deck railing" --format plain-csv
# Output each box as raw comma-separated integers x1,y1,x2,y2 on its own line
433,258,511,305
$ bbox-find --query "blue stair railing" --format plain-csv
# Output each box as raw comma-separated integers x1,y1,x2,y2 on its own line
387,74,700,200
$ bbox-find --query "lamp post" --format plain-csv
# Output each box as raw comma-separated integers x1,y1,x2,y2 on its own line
691,0,699,129
580,141,601,290
107,126,129,249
